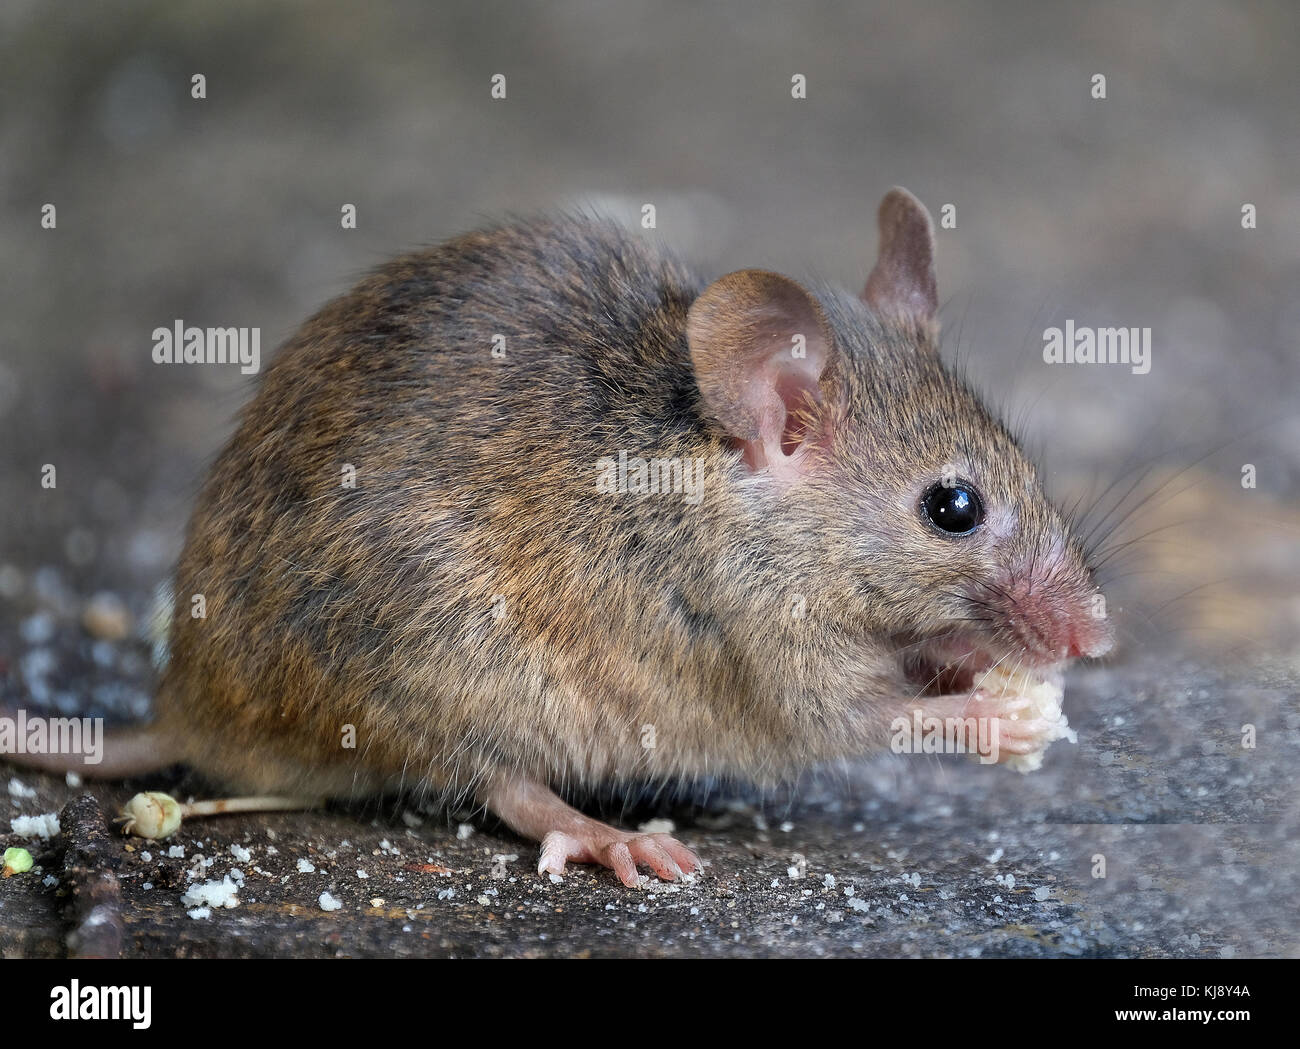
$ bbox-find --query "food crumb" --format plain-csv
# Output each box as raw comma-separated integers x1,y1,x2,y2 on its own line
181,875,240,910
10,812,60,839
318,891,343,912
7,777,36,799
297,858,316,873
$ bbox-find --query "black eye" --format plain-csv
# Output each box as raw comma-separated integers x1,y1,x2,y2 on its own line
920,482,984,535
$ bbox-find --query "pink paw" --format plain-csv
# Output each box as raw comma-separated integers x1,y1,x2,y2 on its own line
538,828,702,887
960,691,1056,759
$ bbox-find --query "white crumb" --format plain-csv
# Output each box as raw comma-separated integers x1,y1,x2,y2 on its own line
318,891,343,911
181,875,240,910
10,812,60,839
637,818,675,834
229,844,251,862
296,858,316,873
7,777,36,799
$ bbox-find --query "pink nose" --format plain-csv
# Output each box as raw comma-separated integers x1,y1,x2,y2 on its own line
1067,618,1115,659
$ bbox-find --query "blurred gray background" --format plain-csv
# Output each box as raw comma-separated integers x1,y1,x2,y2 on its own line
2,0,1297,659
1,0,1297,959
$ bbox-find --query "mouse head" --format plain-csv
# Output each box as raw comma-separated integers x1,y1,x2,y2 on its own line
687,188,1113,683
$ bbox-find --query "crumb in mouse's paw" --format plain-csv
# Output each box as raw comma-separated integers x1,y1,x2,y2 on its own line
967,665,1075,772
537,828,702,888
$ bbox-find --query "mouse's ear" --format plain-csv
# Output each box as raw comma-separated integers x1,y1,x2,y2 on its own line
862,187,938,327
687,269,839,481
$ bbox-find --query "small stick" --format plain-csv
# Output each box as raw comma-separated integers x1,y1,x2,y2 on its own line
60,793,125,959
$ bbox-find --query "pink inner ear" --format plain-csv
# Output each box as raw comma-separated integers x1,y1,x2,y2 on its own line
775,370,822,456
736,365,828,473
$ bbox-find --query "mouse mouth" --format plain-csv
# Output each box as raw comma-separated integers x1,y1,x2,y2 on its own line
898,632,1067,697
900,636,992,696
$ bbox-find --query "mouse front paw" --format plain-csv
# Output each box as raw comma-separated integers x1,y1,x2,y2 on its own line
961,675,1076,770
960,692,1056,758
538,827,702,888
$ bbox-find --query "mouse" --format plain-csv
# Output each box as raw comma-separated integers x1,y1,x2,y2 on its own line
12,188,1113,886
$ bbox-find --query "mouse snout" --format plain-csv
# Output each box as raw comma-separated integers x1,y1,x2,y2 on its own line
984,570,1115,664
1011,596,1114,663
1065,612,1115,660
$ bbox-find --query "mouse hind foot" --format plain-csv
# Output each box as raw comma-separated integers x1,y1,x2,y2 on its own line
484,773,702,888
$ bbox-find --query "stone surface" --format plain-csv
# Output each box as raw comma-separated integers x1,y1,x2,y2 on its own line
2,646,1295,958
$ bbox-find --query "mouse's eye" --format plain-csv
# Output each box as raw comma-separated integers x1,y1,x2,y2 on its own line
920,482,984,535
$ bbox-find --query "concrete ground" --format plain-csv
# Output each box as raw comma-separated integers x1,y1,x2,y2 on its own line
3,636,1296,958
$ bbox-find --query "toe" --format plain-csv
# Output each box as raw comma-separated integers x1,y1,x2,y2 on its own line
538,830,579,877
997,724,1053,755
657,836,702,875
538,830,642,885
631,838,684,881
604,841,641,887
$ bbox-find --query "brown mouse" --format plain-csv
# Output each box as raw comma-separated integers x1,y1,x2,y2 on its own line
15,188,1113,886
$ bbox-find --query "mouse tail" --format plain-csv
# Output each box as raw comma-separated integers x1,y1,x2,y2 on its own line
0,709,183,780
